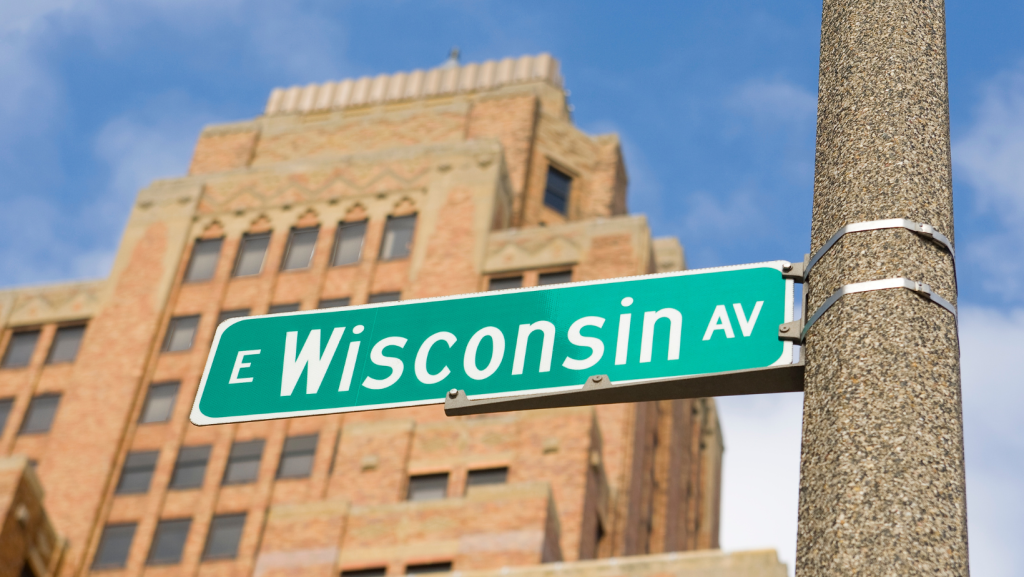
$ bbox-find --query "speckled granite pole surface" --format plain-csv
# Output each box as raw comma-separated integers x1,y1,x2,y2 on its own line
797,0,969,575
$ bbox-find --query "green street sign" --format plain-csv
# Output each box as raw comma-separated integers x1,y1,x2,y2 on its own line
190,261,795,425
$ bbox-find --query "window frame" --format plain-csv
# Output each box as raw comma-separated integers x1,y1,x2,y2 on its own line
168,445,212,490
92,523,137,570
378,214,417,261
406,472,450,501
276,434,318,479
161,315,200,353
202,513,247,561
2,329,41,369
542,164,574,215
116,450,160,495
222,439,265,485
233,232,272,277
280,226,320,271
19,393,61,434
139,382,180,424
183,238,224,283
146,518,192,565
46,323,87,365
331,220,368,267
487,275,524,291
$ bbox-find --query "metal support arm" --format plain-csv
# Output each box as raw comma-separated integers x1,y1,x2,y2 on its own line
444,363,805,416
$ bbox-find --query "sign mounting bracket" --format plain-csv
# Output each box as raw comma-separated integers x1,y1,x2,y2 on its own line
443,363,805,416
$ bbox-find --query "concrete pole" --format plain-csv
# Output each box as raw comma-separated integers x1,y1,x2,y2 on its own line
797,1,969,575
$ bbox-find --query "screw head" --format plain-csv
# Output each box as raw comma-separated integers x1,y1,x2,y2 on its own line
782,264,793,272
592,375,603,383
780,325,791,333
448,389,458,399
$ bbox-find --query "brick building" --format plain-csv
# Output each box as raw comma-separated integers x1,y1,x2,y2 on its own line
0,54,786,577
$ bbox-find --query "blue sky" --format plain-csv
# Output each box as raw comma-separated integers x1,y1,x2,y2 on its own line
1,1,1022,574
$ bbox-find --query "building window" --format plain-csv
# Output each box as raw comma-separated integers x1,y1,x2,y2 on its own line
169,446,211,490
202,513,246,560
343,568,387,577
234,233,271,277
139,382,179,424
379,215,416,260
116,451,159,494
0,398,13,433
46,325,86,364
277,434,318,479
543,166,572,214
368,292,401,304
538,271,573,286
488,276,522,291
406,473,449,501
333,221,367,266
281,227,319,271
268,303,300,314
318,298,350,309
223,440,264,485
147,519,191,565
19,394,60,434
92,523,136,569
162,315,200,352
466,467,508,491
406,562,453,575
184,239,223,283
2,330,40,369
217,309,250,325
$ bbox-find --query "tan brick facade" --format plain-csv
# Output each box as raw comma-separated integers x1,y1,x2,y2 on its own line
0,54,780,577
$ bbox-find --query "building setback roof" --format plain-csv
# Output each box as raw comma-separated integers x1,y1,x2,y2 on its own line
265,53,562,116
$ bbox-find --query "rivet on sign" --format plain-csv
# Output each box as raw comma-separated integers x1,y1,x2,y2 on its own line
783,264,793,272
592,375,603,382
780,325,791,333
448,389,458,399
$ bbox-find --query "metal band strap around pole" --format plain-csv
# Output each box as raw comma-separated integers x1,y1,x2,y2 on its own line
804,218,955,280
800,277,957,341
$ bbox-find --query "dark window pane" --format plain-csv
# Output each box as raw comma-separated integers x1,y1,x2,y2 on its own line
223,440,264,485
318,298,350,309
543,166,572,214
92,523,136,569
538,271,573,286
406,562,452,575
333,221,367,266
203,514,246,560
379,215,416,260
368,292,401,304
344,568,387,577
184,239,223,283
169,446,211,490
217,309,249,325
162,316,200,352
268,303,300,314
0,398,14,433
19,394,60,434
46,325,86,364
277,434,317,479
140,382,179,424
2,330,40,368
466,467,508,490
147,519,191,565
234,233,270,277
407,473,448,501
116,451,159,494
488,276,522,291
281,227,319,271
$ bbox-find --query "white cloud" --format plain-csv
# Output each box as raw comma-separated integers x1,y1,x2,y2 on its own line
717,392,803,575
959,305,1024,576
954,65,1024,300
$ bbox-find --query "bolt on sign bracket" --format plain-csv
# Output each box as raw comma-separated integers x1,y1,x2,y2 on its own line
443,364,805,416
